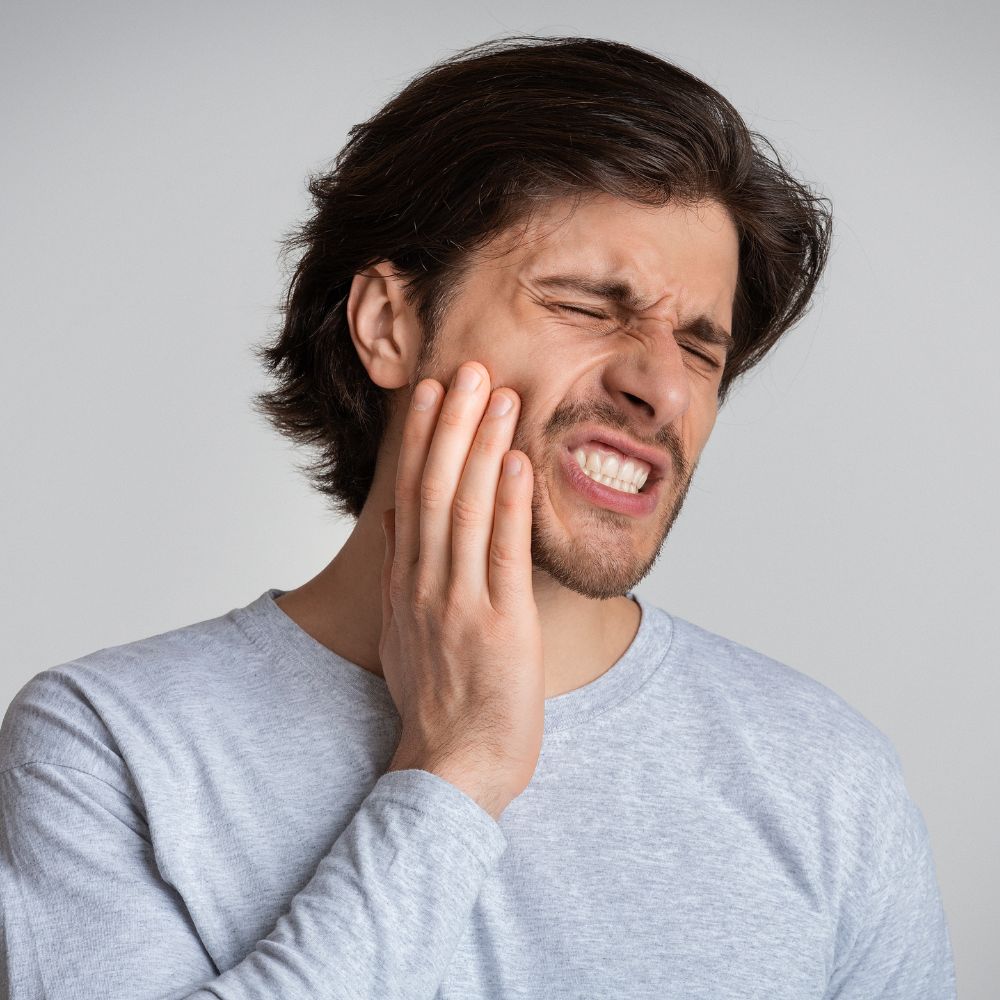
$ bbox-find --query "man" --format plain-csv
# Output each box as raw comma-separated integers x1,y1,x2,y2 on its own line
0,35,955,998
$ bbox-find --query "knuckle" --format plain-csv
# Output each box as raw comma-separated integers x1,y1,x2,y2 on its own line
394,480,419,508
469,433,503,459
410,574,439,612
489,542,520,571
419,476,449,509
436,405,466,429
451,493,485,527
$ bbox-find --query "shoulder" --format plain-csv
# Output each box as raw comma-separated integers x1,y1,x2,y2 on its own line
0,601,255,783
664,610,896,772
656,608,928,900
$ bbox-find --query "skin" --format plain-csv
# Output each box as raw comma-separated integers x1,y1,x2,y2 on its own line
275,193,740,700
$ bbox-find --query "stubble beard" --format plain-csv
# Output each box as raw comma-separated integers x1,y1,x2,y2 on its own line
527,451,696,600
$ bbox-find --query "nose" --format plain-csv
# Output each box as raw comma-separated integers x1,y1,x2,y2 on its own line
599,322,692,430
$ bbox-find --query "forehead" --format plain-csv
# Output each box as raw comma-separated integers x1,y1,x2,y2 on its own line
477,193,740,317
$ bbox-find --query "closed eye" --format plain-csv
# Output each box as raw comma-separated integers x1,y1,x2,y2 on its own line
553,303,607,320
552,303,721,368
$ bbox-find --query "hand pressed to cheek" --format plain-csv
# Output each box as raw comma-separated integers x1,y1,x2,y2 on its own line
378,359,544,819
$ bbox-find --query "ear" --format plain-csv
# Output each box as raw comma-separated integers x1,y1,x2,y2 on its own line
346,261,423,390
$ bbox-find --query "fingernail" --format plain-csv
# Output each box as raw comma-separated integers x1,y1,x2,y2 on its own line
455,365,482,392
412,382,437,410
504,453,522,476
487,392,513,417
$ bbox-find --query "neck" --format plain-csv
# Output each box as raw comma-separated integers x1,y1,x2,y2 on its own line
274,500,641,700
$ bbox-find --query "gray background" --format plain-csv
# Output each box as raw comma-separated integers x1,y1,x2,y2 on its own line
2,0,995,994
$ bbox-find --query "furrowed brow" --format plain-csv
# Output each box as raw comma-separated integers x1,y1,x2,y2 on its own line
533,273,649,311
676,316,735,354
533,272,735,353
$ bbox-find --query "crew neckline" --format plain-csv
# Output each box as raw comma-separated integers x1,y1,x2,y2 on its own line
233,587,674,735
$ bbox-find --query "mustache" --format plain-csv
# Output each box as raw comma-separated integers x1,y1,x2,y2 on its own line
534,400,687,480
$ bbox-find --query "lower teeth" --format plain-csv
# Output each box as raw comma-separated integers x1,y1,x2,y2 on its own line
581,468,639,494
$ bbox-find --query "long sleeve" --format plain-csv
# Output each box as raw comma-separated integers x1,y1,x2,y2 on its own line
0,761,508,999
823,804,957,999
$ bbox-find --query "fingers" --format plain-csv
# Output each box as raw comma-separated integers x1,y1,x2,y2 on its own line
413,361,492,585
450,386,521,591
393,378,445,570
488,449,534,615
392,359,531,616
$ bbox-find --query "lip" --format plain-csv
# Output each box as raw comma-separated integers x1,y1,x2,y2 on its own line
559,447,663,517
563,425,671,483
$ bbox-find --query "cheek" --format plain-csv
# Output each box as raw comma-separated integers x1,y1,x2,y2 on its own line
507,345,613,438
479,334,585,405
511,378,563,437
450,320,540,385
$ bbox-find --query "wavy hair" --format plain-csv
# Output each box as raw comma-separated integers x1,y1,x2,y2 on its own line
251,35,833,519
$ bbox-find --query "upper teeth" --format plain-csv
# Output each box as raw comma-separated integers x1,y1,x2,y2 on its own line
573,447,650,494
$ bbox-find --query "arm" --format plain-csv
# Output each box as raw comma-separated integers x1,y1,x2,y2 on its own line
824,803,957,999
2,360,541,998
0,759,507,999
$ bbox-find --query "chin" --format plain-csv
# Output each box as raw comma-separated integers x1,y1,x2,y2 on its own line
528,510,666,600
524,458,693,599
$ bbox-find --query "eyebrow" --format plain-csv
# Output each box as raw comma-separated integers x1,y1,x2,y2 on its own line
532,273,735,353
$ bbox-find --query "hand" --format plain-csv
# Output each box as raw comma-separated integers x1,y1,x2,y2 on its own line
381,361,544,821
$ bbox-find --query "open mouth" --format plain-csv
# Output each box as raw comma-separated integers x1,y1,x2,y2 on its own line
559,446,663,516
570,446,652,495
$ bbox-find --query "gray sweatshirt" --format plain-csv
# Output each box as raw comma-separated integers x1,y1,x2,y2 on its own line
0,588,956,998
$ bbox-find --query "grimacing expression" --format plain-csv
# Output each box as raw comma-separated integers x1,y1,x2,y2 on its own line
417,194,740,600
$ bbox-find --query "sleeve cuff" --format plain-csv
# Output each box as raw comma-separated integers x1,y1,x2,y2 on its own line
366,768,509,869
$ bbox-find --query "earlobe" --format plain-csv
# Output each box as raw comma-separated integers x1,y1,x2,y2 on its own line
346,262,419,390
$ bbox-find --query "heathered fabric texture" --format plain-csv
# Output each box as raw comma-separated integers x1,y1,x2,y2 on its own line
0,588,955,998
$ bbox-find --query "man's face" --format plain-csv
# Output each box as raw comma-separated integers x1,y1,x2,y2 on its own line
414,193,739,600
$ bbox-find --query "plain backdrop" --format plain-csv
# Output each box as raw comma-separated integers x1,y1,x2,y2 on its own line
2,0,996,994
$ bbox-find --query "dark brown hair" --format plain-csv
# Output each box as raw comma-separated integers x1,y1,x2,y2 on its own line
251,34,833,519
